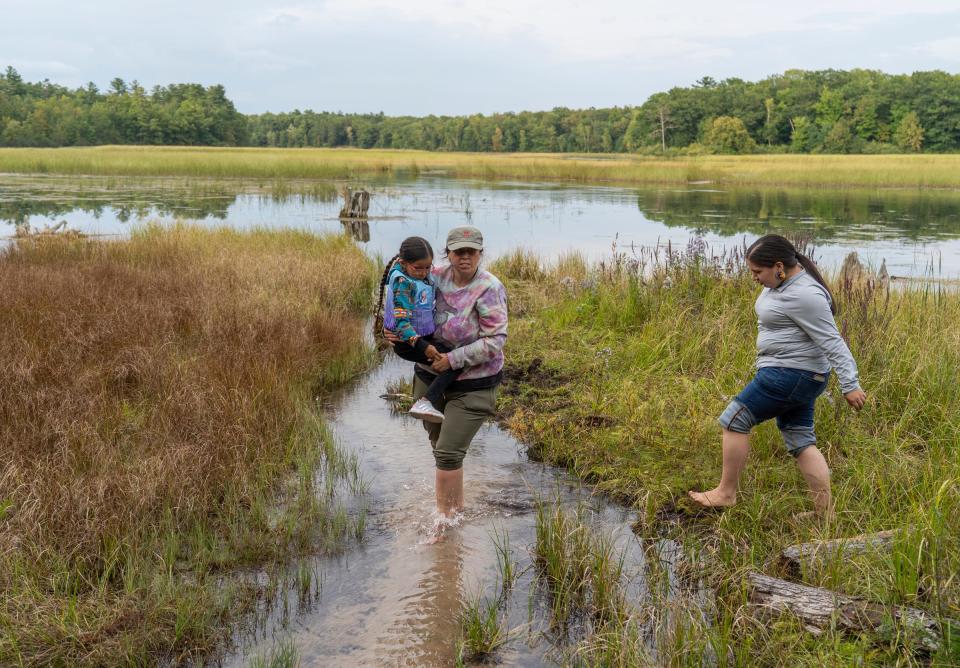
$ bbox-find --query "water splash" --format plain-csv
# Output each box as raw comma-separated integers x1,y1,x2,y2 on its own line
418,509,465,545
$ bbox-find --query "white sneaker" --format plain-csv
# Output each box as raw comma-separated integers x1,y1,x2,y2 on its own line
409,397,444,423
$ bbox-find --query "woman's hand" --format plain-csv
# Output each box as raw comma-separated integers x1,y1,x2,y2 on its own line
844,388,867,410
382,329,401,345
432,353,452,373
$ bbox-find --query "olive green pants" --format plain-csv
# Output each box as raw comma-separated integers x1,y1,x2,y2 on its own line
412,375,497,471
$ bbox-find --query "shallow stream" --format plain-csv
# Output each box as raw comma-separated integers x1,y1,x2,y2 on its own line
225,356,662,666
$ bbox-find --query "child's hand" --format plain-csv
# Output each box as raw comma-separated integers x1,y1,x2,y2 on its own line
424,344,440,361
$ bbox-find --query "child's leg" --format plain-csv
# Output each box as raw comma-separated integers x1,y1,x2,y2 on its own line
423,369,459,407
420,338,460,408
391,341,430,364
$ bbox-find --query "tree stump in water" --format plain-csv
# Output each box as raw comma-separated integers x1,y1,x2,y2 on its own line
747,571,947,652
339,188,370,219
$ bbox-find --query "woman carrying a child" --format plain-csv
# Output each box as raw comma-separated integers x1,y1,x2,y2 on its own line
378,226,508,525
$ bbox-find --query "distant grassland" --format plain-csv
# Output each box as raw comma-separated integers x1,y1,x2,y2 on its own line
3,146,960,188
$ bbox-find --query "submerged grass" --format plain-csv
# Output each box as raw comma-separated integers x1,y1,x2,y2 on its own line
3,146,960,188
0,224,377,665
492,243,960,664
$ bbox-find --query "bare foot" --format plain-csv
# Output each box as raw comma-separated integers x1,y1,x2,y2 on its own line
688,489,736,508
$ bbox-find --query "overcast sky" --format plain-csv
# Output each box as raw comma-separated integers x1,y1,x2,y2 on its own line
2,1,959,116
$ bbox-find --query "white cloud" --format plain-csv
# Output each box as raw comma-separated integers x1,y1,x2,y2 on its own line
252,0,960,61
913,36,960,62
6,59,79,75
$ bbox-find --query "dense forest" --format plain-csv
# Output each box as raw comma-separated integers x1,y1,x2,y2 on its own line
2,67,957,153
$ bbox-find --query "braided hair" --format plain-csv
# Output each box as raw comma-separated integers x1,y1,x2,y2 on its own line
746,234,836,314
373,236,435,337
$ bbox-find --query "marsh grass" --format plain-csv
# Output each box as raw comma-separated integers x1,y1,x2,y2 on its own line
4,146,960,188
495,242,960,664
0,224,376,665
248,636,300,668
457,590,510,663
529,500,662,665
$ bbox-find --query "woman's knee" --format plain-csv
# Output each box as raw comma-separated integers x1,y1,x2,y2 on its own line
718,400,756,434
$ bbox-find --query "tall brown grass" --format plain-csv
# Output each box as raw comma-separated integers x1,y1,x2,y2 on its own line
0,224,375,664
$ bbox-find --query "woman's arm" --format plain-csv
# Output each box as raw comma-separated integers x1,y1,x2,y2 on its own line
445,283,508,370
790,286,862,395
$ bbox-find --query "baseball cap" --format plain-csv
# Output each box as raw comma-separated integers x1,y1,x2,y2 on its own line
446,226,483,251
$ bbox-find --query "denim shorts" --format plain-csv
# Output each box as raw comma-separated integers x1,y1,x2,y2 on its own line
718,366,829,456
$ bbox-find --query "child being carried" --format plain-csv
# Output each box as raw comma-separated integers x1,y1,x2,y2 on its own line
377,236,459,423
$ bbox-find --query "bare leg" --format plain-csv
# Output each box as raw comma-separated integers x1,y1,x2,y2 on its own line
688,429,750,508
435,468,464,517
794,446,833,519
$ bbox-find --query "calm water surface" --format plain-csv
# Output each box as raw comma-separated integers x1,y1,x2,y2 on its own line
4,174,960,276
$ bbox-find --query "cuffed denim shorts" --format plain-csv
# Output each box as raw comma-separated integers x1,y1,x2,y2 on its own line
718,366,829,456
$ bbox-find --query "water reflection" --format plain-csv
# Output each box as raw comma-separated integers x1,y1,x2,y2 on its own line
380,532,464,664
639,187,960,242
4,174,960,275
341,218,370,242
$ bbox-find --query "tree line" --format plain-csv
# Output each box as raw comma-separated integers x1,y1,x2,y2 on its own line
2,66,958,153
0,68,246,146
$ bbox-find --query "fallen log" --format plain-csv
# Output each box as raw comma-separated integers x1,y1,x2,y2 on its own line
770,530,898,576
747,571,945,653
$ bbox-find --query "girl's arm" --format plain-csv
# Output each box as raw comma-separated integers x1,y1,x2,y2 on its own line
445,283,508,370
390,276,421,344
790,287,861,394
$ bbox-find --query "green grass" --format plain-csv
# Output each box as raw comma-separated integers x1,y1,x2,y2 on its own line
0,224,378,665
492,246,960,665
4,146,960,188
457,590,510,664
248,636,300,668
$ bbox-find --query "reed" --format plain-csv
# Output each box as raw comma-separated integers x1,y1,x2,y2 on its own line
3,146,960,188
0,224,377,665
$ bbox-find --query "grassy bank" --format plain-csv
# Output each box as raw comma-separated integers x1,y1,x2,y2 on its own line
4,146,960,188
491,247,960,664
0,225,376,665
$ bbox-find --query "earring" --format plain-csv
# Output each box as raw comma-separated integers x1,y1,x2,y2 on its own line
777,270,786,280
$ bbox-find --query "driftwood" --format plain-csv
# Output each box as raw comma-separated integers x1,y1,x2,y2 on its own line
14,219,72,237
379,392,412,402
747,571,946,652
839,251,890,291
338,188,370,219
770,530,898,577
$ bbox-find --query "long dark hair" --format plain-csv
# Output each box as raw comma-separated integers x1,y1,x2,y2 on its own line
746,235,836,314
373,236,434,336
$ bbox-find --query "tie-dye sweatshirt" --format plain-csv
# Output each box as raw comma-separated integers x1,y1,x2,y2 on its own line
430,264,508,381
